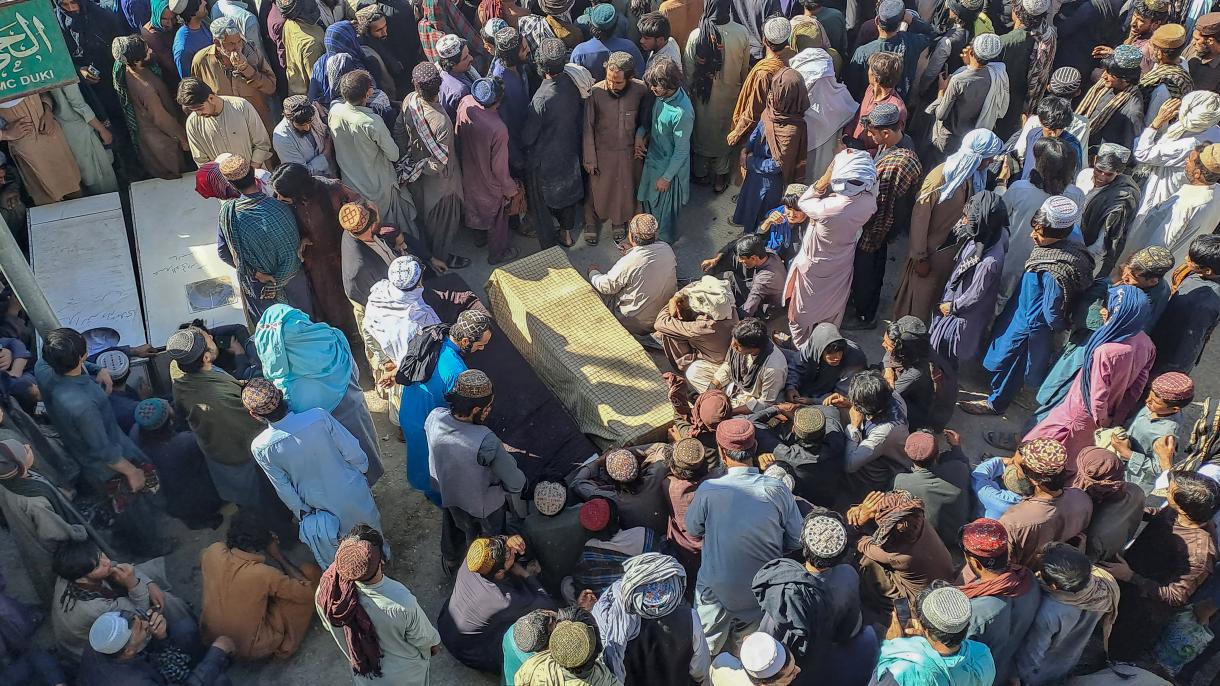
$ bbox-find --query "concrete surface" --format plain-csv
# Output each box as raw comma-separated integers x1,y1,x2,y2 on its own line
4,181,1217,685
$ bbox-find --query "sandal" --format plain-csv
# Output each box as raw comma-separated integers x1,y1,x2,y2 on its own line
487,247,519,265
984,431,1020,452
959,400,999,416
446,254,471,269
713,175,730,194
692,175,711,186
557,229,576,248
583,224,600,245
612,224,627,241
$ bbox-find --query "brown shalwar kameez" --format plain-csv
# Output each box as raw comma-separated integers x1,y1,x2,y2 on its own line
727,47,794,147
583,78,647,228
857,516,955,624
287,176,363,345
892,164,971,323
123,66,191,180
0,95,81,205
394,94,465,260
191,45,279,137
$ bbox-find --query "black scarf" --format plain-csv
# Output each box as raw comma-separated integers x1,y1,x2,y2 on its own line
729,339,774,391
949,191,1008,290
1025,240,1095,297
1080,174,1141,275
1,471,77,523
692,0,730,103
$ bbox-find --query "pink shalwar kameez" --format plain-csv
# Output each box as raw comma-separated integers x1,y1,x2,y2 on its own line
1023,334,1156,474
784,187,877,347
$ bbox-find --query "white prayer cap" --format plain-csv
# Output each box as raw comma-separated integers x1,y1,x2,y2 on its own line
740,632,786,679
89,612,133,655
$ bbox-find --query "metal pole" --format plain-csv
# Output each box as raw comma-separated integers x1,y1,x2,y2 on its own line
0,215,59,336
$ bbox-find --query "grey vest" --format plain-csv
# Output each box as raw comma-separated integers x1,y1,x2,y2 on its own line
425,408,505,517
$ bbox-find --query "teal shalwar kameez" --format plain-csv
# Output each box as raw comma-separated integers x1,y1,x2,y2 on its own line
638,88,694,242
399,338,466,505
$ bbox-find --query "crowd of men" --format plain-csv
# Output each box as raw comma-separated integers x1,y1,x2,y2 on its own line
6,0,1220,683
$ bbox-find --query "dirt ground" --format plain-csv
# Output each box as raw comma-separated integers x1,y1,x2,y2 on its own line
4,182,1219,684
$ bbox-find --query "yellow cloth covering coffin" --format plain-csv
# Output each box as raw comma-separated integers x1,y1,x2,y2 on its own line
485,247,673,446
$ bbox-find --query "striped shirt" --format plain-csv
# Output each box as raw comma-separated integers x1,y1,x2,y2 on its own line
857,144,922,254
218,192,301,283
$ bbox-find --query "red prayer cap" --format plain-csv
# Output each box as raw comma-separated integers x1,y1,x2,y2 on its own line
716,418,757,452
579,498,611,532
961,518,1009,558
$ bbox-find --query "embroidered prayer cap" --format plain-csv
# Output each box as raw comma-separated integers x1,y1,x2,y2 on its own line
919,586,972,634
165,327,206,364
536,37,568,73
0,439,28,479
1140,0,1169,12
590,3,617,30
802,514,848,559
1152,23,1187,49
216,153,251,181
716,417,757,452
1019,438,1068,477
338,201,376,233
1152,372,1195,402
482,17,507,39
412,61,442,90
533,481,568,516
1111,44,1144,71
605,449,639,483
453,369,493,399
97,349,130,380
282,94,315,121
1198,12,1220,37
763,16,792,44
466,537,497,574
864,102,901,127
961,518,1009,558
1201,143,1220,175
242,377,283,416
877,0,905,28
629,213,660,242
971,32,1002,61
784,183,809,198
792,406,825,440
89,612,133,655
494,26,521,52
740,632,787,680
672,437,708,470
1020,0,1050,15
579,497,612,531
1039,195,1079,229
169,0,189,14
549,620,597,669
512,610,554,653
471,76,504,106
334,537,380,581
904,430,938,463
1094,142,1131,172
134,398,171,431
1128,245,1174,278
764,463,795,491
436,33,464,59
960,0,985,10
451,309,493,342
1048,67,1082,96
388,256,423,291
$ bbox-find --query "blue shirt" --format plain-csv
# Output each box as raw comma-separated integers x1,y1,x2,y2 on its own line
685,466,802,619
490,59,529,172
971,456,1022,519
250,408,380,536
569,37,645,82
173,25,213,78
34,360,146,482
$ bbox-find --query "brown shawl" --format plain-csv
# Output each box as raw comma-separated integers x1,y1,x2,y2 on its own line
760,67,809,185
